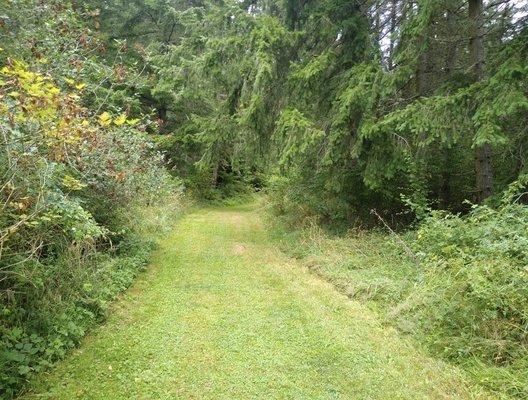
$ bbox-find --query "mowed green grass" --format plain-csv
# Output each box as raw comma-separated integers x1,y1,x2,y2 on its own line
20,203,491,399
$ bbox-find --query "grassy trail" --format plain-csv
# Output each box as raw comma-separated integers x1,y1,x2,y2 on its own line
21,203,490,399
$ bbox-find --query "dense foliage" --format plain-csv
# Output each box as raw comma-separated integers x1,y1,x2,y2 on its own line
108,0,527,220
272,198,528,397
118,0,525,396
413,204,528,366
1,0,528,397
0,1,179,396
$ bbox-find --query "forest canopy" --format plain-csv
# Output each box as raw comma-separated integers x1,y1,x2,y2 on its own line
77,0,528,223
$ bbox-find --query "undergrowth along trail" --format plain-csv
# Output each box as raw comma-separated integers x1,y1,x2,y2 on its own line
21,202,491,399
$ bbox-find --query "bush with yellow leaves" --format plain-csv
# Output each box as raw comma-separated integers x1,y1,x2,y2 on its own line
0,58,177,396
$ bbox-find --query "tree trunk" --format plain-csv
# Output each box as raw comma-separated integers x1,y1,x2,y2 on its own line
469,0,486,81
475,145,493,202
157,105,167,128
388,0,397,70
444,7,457,78
440,7,457,209
469,0,493,202
416,1,429,97
211,162,219,188
374,1,382,64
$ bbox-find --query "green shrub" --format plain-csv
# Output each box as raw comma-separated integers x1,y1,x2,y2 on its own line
269,201,528,397
0,3,183,397
266,174,349,228
0,247,146,396
405,204,528,364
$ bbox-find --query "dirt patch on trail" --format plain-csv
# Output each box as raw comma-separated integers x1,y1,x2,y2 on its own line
215,210,263,229
232,243,247,255
217,211,246,226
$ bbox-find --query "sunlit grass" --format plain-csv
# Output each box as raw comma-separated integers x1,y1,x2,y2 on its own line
21,203,490,399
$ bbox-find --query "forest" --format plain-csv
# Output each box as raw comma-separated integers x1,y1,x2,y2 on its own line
1,0,528,398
